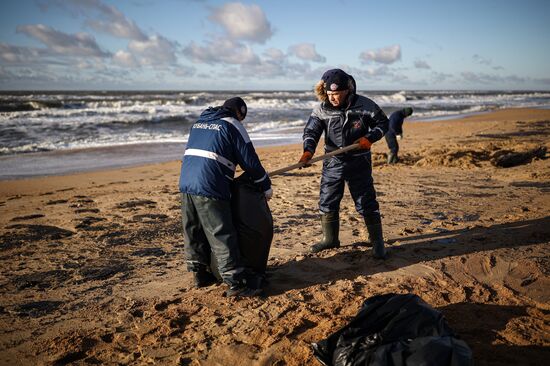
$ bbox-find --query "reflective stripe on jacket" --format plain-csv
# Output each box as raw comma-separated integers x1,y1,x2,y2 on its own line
179,107,271,200
303,94,389,156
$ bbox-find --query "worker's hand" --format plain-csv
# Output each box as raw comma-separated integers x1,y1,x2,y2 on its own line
396,134,403,141
264,188,273,200
355,137,372,150
298,151,313,166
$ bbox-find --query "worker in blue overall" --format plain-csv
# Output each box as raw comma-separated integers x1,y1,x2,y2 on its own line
179,97,273,297
298,69,389,259
385,107,413,164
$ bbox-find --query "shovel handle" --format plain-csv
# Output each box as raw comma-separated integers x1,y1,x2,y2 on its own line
268,143,360,177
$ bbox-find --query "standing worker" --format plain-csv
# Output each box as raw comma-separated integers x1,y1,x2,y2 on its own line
385,107,413,164
179,97,273,297
298,69,389,259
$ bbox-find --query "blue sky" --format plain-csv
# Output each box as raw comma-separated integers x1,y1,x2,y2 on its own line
1,0,549,90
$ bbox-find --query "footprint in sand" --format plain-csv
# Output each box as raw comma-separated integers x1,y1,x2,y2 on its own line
14,300,64,318
13,269,71,290
56,187,75,192
74,216,106,230
1,224,74,249
132,213,168,223
10,214,45,221
69,196,95,208
96,230,129,246
74,208,100,214
7,195,24,201
116,199,157,210
78,262,131,283
46,199,68,205
132,247,166,257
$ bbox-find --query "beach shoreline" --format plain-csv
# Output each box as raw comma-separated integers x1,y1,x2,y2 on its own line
2,107,549,181
0,108,549,365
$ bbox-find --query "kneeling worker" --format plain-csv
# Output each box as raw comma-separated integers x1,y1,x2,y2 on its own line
179,97,273,297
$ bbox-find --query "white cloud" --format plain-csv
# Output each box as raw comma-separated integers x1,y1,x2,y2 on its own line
288,43,326,63
209,2,273,43
127,35,178,66
414,60,431,69
243,59,312,79
44,0,147,40
263,48,286,61
86,18,146,41
472,54,491,66
16,24,110,57
461,71,527,84
173,65,196,77
430,71,453,83
113,50,139,67
183,37,260,65
472,54,504,71
360,44,401,64
0,43,44,63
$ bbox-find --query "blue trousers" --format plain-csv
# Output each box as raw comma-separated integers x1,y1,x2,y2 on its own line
385,131,399,155
319,153,380,220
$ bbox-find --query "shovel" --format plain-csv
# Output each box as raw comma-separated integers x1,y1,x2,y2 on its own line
268,143,360,177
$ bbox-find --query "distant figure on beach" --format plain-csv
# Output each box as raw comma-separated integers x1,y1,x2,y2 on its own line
298,69,389,259
385,107,413,164
179,97,272,298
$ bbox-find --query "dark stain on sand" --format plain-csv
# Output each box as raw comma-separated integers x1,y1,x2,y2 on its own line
116,199,157,210
15,300,64,317
13,270,71,290
1,224,74,250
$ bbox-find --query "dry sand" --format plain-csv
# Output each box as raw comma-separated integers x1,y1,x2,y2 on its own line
0,108,549,365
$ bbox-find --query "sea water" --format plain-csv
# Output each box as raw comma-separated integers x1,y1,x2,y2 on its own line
1,90,549,178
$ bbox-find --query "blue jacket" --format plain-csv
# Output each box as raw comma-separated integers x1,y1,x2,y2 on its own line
388,110,407,135
179,107,271,201
303,94,389,156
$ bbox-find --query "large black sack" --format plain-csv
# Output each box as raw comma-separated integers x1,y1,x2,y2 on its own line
312,293,472,366
211,173,273,288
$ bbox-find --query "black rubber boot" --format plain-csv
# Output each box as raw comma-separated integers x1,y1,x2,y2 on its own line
364,215,387,259
311,212,340,253
193,267,218,288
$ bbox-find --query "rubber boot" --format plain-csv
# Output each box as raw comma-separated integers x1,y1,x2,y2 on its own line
193,266,218,288
387,153,398,164
311,212,340,253
364,218,387,259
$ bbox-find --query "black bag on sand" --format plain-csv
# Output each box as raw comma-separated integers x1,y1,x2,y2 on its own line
312,293,473,366
211,173,273,289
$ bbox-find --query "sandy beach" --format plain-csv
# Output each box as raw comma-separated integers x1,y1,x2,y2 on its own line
0,108,549,365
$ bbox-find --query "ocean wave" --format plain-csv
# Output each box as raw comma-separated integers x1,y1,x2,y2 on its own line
2,90,550,157
245,119,306,133
0,132,190,156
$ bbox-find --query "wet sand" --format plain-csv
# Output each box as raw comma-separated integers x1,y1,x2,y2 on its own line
0,108,549,365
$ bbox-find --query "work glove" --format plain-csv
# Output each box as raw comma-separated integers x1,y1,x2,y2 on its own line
355,137,373,150
264,188,273,200
298,151,313,166
396,134,403,140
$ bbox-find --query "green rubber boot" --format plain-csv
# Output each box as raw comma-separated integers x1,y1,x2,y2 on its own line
364,216,387,259
311,212,340,253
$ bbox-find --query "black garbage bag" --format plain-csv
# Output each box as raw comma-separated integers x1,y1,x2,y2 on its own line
210,173,273,288
312,293,473,366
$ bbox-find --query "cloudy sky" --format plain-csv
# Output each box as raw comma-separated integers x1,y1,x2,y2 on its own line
1,0,549,90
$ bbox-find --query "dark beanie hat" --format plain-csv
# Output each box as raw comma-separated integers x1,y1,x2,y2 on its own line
222,97,247,120
322,69,350,91
403,107,413,116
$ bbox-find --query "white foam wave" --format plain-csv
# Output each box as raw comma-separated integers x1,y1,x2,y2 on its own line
245,119,306,133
